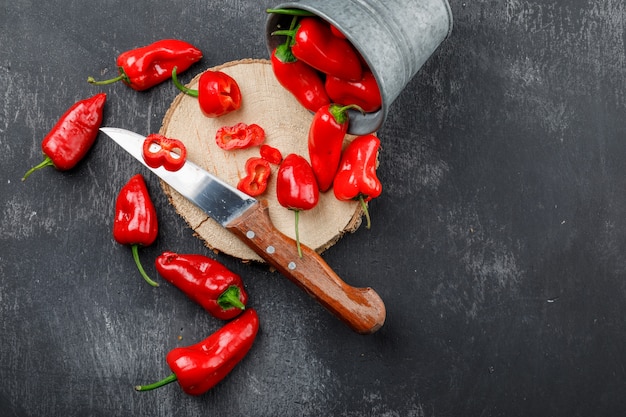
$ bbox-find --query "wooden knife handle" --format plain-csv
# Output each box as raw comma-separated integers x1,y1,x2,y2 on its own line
226,200,386,334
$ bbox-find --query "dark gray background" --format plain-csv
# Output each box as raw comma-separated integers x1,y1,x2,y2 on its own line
2,0,626,416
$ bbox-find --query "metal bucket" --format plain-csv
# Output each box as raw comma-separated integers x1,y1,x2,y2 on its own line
266,0,453,135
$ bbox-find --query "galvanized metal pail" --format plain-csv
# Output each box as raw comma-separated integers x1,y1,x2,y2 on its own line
266,0,453,135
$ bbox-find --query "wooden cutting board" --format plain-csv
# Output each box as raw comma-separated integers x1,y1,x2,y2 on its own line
159,59,363,262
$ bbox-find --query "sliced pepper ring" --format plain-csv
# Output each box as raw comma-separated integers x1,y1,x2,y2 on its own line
142,133,187,171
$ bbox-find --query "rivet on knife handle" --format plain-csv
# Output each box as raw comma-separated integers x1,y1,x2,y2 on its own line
226,200,386,334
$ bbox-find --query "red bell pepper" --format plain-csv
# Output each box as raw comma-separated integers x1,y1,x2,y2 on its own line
22,93,106,181
259,144,283,165
215,122,265,150
113,174,159,287
142,133,187,171
172,66,242,118
88,39,202,91
307,103,358,192
275,17,362,81
276,153,319,257
333,134,382,229
155,252,248,320
237,157,272,197
325,70,382,113
135,308,259,396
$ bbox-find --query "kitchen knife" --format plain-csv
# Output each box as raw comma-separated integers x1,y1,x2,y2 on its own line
101,127,386,334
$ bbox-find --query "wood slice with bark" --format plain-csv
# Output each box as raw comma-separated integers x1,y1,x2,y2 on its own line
159,59,364,262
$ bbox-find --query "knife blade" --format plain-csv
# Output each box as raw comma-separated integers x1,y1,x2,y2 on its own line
101,127,385,334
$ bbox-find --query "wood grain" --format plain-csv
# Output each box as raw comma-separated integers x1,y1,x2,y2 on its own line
160,59,363,262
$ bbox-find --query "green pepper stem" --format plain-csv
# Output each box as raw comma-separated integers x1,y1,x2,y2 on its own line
266,8,315,16
171,66,198,98
22,155,55,181
330,103,366,124
358,195,372,229
135,373,177,392
87,74,123,86
87,67,130,86
294,210,302,258
131,244,159,287
217,286,246,311
271,29,297,38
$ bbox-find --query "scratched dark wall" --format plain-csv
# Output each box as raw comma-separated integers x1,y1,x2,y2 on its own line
1,0,626,416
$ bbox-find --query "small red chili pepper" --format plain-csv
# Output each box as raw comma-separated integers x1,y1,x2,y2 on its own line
135,308,259,396
113,174,159,287
274,17,363,81
308,103,360,192
22,93,106,181
142,133,187,171
330,24,346,39
270,17,330,113
325,70,382,113
276,153,319,257
215,122,265,150
271,44,330,113
155,251,248,320
259,144,283,165
237,157,272,197
333,134,382,229
172,66,242,118
88,39,202,91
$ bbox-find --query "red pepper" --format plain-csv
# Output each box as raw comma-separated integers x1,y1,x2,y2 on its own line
307,103,357,192
135,308,259,396
330,24,346,39
276,154,319,257
259,144,283,165
142,133,187,171
22,93,106,181
325,70,382,113
113,174,159,287
333,134,382,229
215,122,265,150
88,39,202,91
270,19,330,114
172,67,242,118
275,17,362,81
155,252,248,320
237,157,272,197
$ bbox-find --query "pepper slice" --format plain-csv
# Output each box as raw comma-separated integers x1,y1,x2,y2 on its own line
88,39,202,91
113,174,159,287
142,133,187,171
276,153,319,257
172,67,242,118
259,144,283,165
215,122,265,150
237,157,272,197
333,134,382,229
22,93,106,181
155,252,248,320
135,308,259,396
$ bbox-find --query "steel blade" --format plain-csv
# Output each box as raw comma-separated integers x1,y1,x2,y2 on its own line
100,127,257,226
